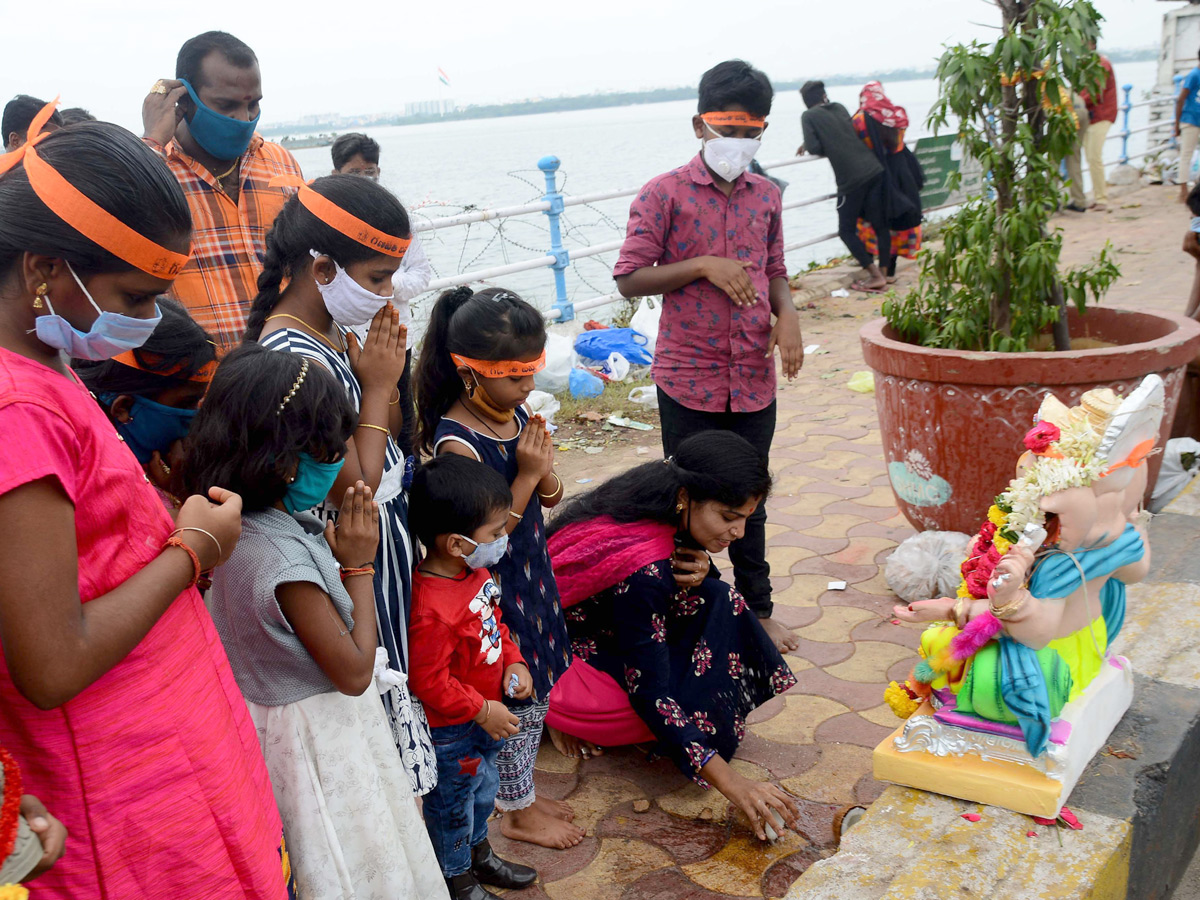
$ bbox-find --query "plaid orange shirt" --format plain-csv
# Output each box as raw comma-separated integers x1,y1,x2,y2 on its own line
145,135,301,351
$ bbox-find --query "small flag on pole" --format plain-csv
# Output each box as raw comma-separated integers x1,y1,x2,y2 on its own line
437,67,451,86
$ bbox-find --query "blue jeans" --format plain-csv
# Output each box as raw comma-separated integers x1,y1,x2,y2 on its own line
423,720,503,877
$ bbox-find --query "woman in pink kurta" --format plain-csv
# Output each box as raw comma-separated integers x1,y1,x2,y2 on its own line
0,111,286,897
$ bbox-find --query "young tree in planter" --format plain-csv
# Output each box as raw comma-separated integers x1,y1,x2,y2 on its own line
883,0,1120,352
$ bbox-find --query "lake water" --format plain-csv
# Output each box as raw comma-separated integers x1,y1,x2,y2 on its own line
283,60,1160,320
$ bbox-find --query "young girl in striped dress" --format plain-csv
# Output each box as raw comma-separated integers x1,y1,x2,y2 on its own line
414,287,581,850
243,174,437,794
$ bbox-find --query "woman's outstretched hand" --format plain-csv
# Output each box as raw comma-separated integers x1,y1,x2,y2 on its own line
725,773,801,841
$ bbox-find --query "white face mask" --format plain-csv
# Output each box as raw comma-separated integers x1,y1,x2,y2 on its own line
702,121,762,182
310,250,392,327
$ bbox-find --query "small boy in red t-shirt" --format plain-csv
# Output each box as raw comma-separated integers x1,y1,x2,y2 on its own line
408,454,538,900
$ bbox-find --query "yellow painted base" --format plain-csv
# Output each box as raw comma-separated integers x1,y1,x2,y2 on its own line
873,703,1066,818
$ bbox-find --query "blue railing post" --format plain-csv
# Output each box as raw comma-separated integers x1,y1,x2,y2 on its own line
538,156,572,322
1118,83,1132,165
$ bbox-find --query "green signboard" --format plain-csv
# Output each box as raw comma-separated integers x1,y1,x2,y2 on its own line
914,135,983,209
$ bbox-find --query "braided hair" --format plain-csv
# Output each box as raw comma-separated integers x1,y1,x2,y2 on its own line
412,284,546,455
242,174,409,342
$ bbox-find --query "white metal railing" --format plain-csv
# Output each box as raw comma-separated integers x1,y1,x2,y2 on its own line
410,152,838,321
410,85,1175,325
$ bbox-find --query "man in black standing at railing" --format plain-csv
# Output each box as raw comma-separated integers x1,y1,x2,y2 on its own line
797,80,890,293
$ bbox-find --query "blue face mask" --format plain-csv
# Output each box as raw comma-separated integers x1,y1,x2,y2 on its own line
179,78,260,161
458,532,510,570
34,262,162,361
284,452,345,514
97,392,197,464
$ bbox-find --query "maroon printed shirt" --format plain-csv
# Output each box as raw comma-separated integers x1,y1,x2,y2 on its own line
614,153,787,413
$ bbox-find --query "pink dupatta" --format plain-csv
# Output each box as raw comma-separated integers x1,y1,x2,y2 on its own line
546,517,677,746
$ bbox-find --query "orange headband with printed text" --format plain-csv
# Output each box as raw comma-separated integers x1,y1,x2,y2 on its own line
111,348,217,384
271,175,411,258
0,100,190,278
451,351,546,379
701,111,766,128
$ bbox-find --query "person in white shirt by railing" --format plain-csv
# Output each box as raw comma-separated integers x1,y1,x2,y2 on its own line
334,133,433,457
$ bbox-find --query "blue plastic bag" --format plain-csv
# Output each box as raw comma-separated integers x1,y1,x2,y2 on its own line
574,328,653,366
569,367,604,398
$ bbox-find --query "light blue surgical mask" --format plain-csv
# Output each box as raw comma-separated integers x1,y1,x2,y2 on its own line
97,391,197,464
180,78,260,161
34,263,162,361
284,452,345,514
458,532,509,570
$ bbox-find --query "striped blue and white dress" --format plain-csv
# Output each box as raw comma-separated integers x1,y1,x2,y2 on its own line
260,326,437,795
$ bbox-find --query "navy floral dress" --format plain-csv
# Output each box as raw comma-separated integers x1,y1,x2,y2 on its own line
433,408,572,701
565,560,796,784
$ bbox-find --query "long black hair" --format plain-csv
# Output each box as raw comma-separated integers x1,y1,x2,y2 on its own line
548,431,772,537
0,122,191,278
74,299,215,398
180,344,357,511
243,174,410,341
413,285,546,455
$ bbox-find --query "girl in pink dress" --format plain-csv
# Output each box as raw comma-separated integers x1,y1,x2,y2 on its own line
0,110,288,897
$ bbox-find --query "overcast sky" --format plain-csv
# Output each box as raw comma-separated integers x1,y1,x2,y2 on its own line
2,0,1170,129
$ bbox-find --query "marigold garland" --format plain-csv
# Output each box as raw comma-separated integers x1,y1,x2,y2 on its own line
0,886,28,900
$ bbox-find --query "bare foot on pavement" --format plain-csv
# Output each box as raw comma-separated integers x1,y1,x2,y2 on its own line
760,616,800,653
501,803,586,849
548,725,604,760
534,795,576,822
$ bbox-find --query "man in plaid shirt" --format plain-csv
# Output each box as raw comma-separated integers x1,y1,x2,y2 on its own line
142,31,301,351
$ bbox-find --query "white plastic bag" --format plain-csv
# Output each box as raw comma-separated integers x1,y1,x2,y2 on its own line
628,386,658,409
1150,437,1200,513
602,352,631,382
535,332,575,395
885,531,972,604
629,297,662,354
526,390,561,431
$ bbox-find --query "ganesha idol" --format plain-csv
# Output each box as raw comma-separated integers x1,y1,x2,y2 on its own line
873,375,1164,817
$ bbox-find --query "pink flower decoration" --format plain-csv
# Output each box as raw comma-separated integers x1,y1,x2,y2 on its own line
961,813,981,822
1024,421,1061,454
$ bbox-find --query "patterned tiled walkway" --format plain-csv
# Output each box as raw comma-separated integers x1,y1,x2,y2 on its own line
488,182,1192,899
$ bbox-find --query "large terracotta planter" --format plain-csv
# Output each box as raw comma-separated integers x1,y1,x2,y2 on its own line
861,307,1200,533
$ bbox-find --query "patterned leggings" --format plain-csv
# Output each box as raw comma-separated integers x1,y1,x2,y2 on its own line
495,699,548,811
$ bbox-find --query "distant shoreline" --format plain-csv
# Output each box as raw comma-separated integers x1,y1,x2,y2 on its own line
260,47,1158,138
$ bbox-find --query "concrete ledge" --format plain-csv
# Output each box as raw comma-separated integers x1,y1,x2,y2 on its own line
787,785,1130,900
786,482,1200,900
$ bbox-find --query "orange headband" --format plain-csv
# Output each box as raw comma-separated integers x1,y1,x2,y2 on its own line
112,349,217,384
451,351,546,379
701,111,766,128
271,175,410,258
0,100,190,278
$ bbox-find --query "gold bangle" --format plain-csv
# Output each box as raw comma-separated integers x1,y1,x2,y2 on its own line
389,387,401,406
170,526,223,563
357,423,390,436
509,510,523,522
990,592,1027,621
536,471,563,500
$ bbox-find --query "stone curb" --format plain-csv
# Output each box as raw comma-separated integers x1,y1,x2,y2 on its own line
784,475,1200,900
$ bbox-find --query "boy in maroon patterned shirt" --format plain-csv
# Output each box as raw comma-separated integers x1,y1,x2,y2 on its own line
614,59,803,652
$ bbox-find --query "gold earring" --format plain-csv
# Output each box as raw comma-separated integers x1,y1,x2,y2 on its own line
676,502,685,513
33,283,47,309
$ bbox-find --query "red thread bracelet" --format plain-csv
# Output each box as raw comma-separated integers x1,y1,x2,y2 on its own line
0,747,23,863
339,565,375,581
165,536,201,587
